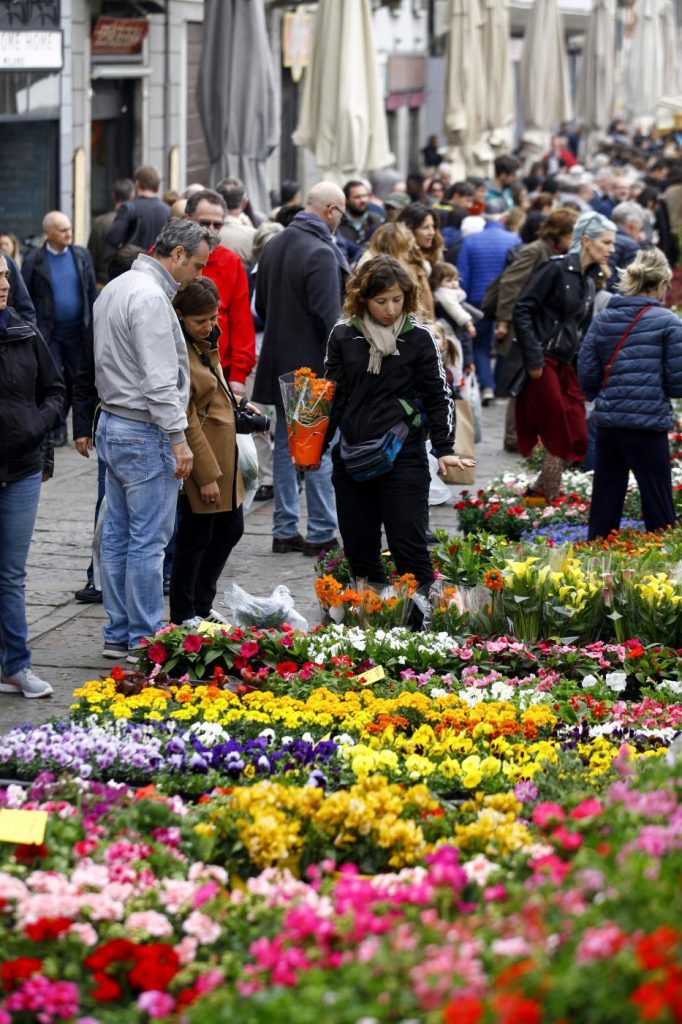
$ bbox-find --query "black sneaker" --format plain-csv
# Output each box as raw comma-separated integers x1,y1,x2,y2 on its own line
272,534,304,553
75,582,103,604
163,575,171,595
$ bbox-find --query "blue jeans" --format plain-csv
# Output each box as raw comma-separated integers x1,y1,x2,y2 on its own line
96,412,180,648
86,455,107,586
473,318,495,392
0,471,41,675
273,412,337,542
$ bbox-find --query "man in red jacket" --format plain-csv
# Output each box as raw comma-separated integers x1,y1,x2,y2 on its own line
184,190,255,397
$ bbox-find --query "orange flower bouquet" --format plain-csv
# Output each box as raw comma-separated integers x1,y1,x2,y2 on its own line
315,573,418,628
279,368,336,471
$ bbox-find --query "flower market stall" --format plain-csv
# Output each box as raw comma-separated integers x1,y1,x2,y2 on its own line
1,438,682,1022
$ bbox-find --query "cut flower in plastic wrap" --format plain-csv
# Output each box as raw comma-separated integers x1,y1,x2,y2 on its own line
279,368,335,471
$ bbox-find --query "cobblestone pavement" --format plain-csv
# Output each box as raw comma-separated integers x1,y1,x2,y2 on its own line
0,399,520,733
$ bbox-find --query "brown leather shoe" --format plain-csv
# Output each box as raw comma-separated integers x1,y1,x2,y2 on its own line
272,534,304,553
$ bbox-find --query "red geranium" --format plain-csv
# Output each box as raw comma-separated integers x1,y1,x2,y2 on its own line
636,926,680,970
146,642,168,664
494,993,542,1024
443,995,485,1024
25,916,73,942
275,661,299,677
128,943,180,991
85,938,137,972
90,971,123,1002
182,634,203,654
1,957,43,991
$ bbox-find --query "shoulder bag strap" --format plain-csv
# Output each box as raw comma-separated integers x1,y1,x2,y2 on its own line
190,341,239,410
600,304,654,390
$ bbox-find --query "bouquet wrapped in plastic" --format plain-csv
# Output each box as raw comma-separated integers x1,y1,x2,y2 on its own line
279,367,336,471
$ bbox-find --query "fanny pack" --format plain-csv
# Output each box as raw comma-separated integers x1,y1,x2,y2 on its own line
339,400,421,482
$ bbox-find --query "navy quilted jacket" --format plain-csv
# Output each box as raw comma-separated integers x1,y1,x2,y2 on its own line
577,294,682,430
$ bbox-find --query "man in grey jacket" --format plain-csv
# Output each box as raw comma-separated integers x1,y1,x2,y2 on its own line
94,218,210,658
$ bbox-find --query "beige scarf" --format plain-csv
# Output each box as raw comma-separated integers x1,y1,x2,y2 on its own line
360,313,406,374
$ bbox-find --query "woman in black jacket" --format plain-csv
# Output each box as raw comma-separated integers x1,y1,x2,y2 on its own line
325,255,471,593
578,247,682,538
513,211,615,499
0,255,64,698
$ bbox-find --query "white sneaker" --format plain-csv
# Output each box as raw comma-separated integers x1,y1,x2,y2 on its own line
0,668,53,699
204,608,229,625
481,388,495,406
182,616,203,629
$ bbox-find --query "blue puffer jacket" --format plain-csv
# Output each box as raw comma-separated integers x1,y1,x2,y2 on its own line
577,294,682,431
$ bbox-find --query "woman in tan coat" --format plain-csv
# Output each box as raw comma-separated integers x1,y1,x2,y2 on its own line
170,279,244,626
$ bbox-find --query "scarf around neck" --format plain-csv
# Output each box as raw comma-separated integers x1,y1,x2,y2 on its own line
360,313,406,374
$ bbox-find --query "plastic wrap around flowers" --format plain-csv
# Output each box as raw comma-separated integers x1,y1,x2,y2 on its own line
280,368,335,471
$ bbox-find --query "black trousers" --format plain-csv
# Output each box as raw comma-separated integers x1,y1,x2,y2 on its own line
332,446,433,587
588,427,676,539
50,322,83,427
169,495,244,623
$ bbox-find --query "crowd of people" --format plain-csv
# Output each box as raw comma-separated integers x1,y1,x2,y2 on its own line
2,118,682,696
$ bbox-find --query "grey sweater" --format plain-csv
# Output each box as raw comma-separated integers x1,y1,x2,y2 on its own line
93,254,189,443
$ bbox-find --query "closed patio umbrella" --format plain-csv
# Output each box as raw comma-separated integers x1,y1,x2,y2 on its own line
627,0,676,122
576,0,616,153
444,0,487,177
292,0,392,181
197,0,279,214
480,0,514,157
519,0,572,156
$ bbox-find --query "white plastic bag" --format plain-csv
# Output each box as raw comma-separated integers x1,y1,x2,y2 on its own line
428,449,451,505
461,370,482,443
223,581,309,632
236,433,259,510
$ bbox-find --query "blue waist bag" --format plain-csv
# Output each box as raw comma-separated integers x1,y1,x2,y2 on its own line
339,400,422,482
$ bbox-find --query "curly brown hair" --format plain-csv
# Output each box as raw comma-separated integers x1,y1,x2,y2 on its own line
342,255,418,320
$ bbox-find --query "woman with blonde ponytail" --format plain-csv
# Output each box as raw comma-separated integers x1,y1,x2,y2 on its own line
578,246,682,538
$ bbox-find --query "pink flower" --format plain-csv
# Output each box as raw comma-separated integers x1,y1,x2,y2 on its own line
239,642,259,658
192,880,219,908
195,968,224,995
551,826,582,851
532,801,565,828
174,936,198,965
125,910,174,937
137,991,176,1018
576,923,627,963
570,798,603,820
182,910,221,943
182,634,203,654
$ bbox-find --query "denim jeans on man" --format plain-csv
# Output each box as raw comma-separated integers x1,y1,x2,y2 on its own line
473,318,496,392
273,412,337,542
0,471,41,675
96,411,179,649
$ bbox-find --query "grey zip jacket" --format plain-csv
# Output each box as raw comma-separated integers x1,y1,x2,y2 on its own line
94,254,189,443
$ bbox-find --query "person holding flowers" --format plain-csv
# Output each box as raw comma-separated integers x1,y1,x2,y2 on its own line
324,254,472,599
169,278,244,627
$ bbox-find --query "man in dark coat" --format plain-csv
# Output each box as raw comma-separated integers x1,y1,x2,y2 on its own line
22,211,98,445
252,181,349,556
106,165,170,251
607,201,642,290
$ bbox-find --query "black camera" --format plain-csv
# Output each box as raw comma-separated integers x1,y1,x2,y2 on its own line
234,398,270,434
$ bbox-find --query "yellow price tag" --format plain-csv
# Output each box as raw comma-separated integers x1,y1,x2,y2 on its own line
197,620,232,635
0,809,48,845
352,665,385,686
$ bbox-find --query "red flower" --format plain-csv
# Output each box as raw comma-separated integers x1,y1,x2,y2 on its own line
90,971,123,1002
110,665,125,682
146,642,168,665
494,992,542,1024
1,957,43,991
636,927,680,970
275,661,299,677
14,843,48,864
128,943,180,991
24,916,73,942
182,634,203,654
443,995,485,1024
85,938,137,972
175,985,200,1008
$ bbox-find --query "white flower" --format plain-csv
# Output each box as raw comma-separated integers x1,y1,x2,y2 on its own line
605,671,627,692
582,674,598,688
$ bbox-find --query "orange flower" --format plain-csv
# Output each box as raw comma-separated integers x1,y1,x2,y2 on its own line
484,569,504,592
315,575,344,609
